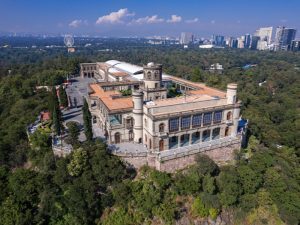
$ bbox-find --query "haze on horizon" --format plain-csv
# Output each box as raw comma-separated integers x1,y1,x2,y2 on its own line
0,0,300,38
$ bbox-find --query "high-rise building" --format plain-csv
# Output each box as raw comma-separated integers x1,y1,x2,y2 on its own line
180,32,194,45
257,40,268,50
254,27,273,45
213,35,225,46
228,37,238,48
291,40,300,52
250,36,260,50
274,27,297,50
244,34,251,49
237,37,245,48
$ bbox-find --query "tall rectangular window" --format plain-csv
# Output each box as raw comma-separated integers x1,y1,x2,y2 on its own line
203,112,212,126
181,116,191,130
192,114,202,127
169,118,179,132
213,111,223,124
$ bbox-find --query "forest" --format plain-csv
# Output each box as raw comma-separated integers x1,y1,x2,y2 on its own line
0,38,299,224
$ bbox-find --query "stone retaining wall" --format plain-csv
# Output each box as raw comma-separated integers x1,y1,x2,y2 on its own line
117,139,241,173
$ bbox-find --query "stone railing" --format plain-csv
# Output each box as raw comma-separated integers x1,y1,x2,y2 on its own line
156,136,240,162
108,147,148,157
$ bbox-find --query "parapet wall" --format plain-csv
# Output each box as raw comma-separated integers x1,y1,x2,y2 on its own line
117,137,241,173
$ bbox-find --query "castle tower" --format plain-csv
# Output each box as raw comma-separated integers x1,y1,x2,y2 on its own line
132,90,144,143
226,83,240,137
142,62,167,101
226,83,237,104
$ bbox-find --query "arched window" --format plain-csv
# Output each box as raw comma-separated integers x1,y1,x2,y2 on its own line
159,123,165,132
129,130,134,141
115,132,121,144
227,111,232,120
147,71,151,79
225,127,230,136
154,71,159,79
159,140,164,151
144,118,147,127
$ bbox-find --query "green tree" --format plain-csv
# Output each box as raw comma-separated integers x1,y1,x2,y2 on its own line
59,85,68,108
195,154,219,176
51,88,62,136
203,175,216,194
66,121,80,145
237,165,262,194
67,148,88,177
191,68,203,82
191,197,209,217
217,167,241,206
82,98,93,141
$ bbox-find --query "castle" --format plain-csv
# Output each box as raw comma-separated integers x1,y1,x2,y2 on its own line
80,60,242,172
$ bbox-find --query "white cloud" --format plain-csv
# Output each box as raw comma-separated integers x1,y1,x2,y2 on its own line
132,15,164,24
185,18,199,23
210,20,216,24
96,8,134,24
167,15,182,23
69,19,88,28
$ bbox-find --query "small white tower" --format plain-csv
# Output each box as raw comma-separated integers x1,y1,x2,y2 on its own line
132,90,144,143
226,83,237,104
142,62,167,101
226,83,240,137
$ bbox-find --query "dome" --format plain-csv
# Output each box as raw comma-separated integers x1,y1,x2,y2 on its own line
147,62,155,67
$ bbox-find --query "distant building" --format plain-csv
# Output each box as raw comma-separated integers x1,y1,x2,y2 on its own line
244,34,251,49
250,36,260,50
257,40,268,50
274,26,297,50
291,40,300,52
237,37,245,48
67,47,75,53
229,38,238,48
180,32,194,45
209,63,224,74
254,27,273,45
213,35,225,46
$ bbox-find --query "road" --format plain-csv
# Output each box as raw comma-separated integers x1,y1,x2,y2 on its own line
62,77,96,142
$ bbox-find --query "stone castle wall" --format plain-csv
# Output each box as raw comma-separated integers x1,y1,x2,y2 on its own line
118,139,241,173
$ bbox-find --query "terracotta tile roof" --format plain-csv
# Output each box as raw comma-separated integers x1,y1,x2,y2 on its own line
165,76,226,98
110,71,129,77
145,94,215,108
89,84,133,111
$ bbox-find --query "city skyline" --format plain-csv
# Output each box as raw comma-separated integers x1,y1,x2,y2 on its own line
1,0,300,38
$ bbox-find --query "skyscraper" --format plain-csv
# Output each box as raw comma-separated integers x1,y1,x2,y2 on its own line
291,40,300,52
254,27,273,45
250,36,260,50
180,32,194,45
213,35,225,46
274,27,297,50
244,34,251,49
237,37,245,48
230,38,238,48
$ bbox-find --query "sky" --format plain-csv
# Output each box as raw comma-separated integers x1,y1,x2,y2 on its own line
0,0,299,38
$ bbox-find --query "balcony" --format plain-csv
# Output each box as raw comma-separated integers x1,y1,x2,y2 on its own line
225,120,233,125
155,131,168,137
